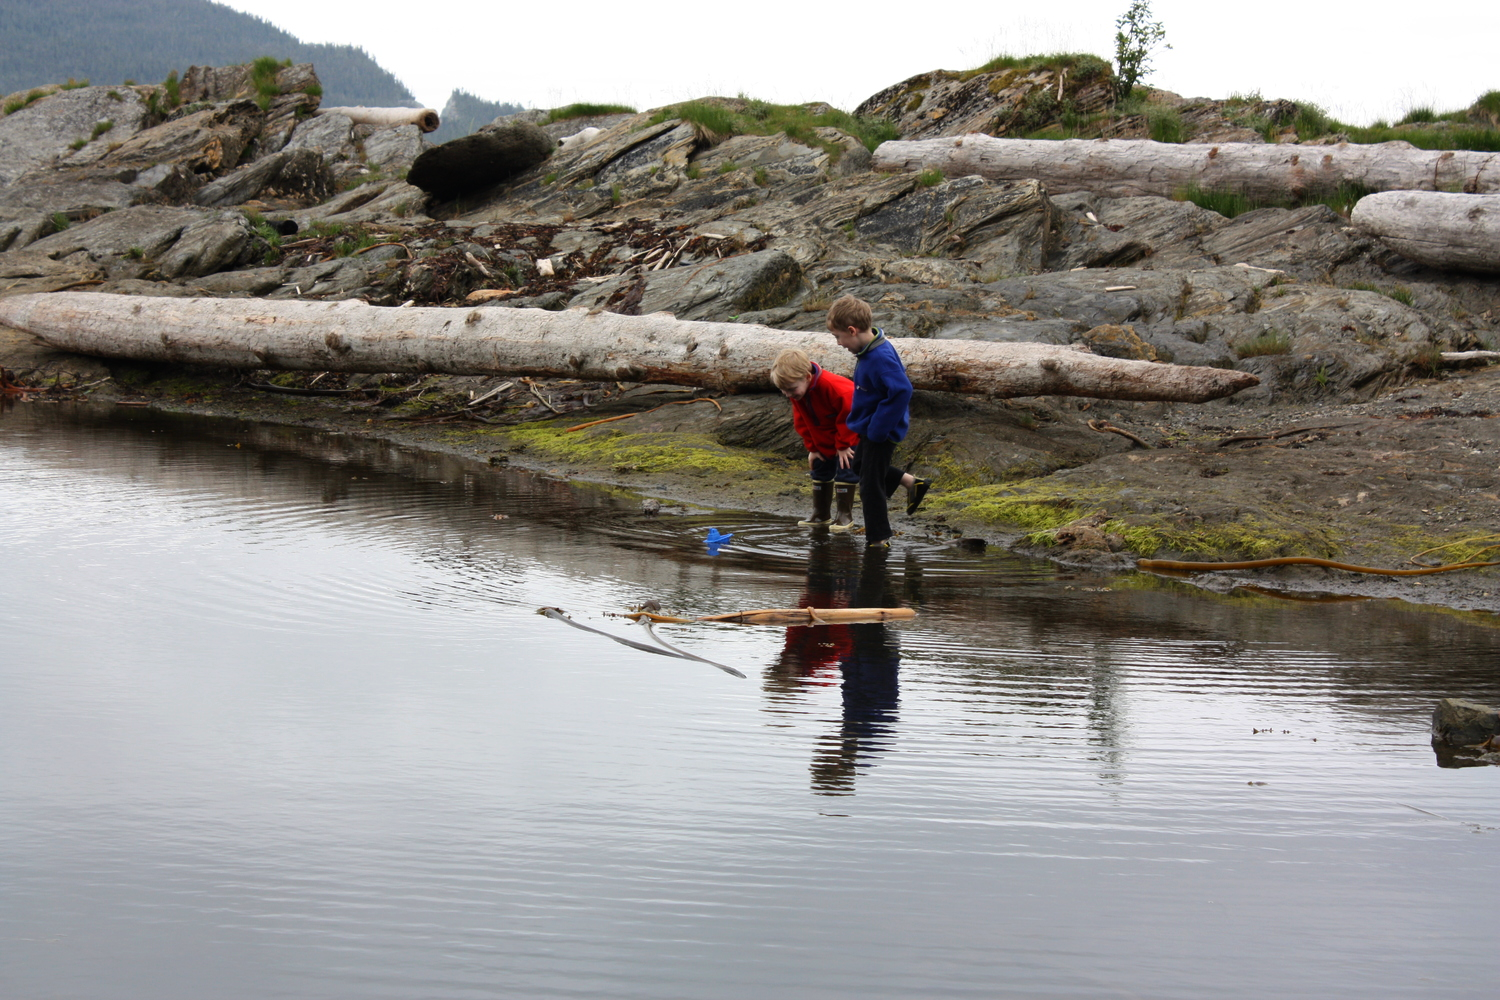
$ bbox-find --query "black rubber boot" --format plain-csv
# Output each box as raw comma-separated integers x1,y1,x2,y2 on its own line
797,481,833,526
829,484,857,531
906,477,933,515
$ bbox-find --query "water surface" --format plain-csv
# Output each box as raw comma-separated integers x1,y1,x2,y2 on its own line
3,404,1497,1000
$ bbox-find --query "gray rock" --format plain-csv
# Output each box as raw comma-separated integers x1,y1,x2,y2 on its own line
1432,698,1500,746
0,86,150,185
856,176,1053,275
407,122,554,200
193,148,331,208
156,212,255,278
99,101,265,182
568,248,802,321
284,113,357,160
361,125,428,170
0,209,51,252
22,205,253,279
25,205,214,260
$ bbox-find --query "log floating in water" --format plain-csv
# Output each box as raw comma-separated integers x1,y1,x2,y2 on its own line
872,135,1500,199
0,293,1260,403
1350,191,1500,274
317,106,441,133
623,607,919,625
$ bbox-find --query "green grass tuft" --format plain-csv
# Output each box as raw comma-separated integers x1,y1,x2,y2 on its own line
648,97,899,154
1234,330,1291,358
1146,105,1183,143
90,119,113,140
1397,106,1436,125
547,102,637,122
61,78,90,90
1176,181,1370,219
917,168,944,187
963,52,1111,83
162,70,180,110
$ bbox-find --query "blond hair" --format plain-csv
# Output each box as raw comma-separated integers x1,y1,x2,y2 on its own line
826,294,872,333
770,348,813,390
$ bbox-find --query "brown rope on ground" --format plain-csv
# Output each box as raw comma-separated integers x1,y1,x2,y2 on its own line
1138,556,1500,576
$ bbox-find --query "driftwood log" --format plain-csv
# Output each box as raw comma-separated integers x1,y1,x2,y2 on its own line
317,106,441,133
872,135,1500,199
1350,191,1500,273
0,293,1260,403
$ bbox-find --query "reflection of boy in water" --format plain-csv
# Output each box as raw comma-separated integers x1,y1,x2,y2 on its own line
770,348,860,531
813,546,903,796
770,539,857,690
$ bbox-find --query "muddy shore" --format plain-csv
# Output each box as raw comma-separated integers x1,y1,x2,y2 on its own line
9,325,1500,617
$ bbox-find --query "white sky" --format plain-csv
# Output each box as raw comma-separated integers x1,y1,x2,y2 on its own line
219,0,1498,127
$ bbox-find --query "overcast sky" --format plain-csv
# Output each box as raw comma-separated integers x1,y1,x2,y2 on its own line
219,0,1497,127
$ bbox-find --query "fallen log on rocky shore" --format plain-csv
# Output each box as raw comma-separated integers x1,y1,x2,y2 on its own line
317,106,441,133
0,293,1260,403
1351,191,1500,273
872,135,1500,199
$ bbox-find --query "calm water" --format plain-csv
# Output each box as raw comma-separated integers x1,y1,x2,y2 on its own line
2,403,1497,1000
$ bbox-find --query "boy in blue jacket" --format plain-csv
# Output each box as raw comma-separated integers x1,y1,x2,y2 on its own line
827,295,932,548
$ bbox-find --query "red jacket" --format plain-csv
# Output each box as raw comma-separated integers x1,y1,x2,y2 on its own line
791,363,858,455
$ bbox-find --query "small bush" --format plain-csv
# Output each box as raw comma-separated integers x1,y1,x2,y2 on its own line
1147,106,1183,143
610,182,623,206
25,89,46,106
3,99,25,115
1397,106,1436,125
68,138,87,150
1293,101,1332,140
547,102,636,122
303,83,323,99
685,164,701,180
1475,90,1500,124
917,168,944,187
90,119,113,140
1235,330,1291,358
752,166,769,186
1385,285,1415,306
62,78,90,90
716,160,738,175
106,90,122,101
125,246,145,260
50,212,70,232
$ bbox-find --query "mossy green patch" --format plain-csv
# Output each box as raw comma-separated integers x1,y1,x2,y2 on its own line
930,476,1339,561
481,422,790,479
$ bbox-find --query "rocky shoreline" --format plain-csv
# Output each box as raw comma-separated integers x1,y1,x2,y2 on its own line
3,60,1498,615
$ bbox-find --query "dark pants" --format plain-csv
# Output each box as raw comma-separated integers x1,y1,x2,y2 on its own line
810,454,859,484
853,439,904,544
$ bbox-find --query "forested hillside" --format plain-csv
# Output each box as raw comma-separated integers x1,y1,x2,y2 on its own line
429,90,526,143
0,0,414,107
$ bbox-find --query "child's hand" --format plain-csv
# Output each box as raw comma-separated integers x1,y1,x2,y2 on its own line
836,447,855,469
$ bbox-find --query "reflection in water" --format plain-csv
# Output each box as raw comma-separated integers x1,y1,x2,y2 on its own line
5,402,1500,1000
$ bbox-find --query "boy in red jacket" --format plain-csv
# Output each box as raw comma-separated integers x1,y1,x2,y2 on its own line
771,348,861,529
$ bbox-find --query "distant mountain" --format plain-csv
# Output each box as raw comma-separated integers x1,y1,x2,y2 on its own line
0,0,415,107
428,89,527,143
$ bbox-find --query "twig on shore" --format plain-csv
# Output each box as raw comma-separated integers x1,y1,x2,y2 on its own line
565,396,722,432
1087,419,1152,448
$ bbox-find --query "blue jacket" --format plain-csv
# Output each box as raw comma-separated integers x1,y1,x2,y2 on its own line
845,330,912,444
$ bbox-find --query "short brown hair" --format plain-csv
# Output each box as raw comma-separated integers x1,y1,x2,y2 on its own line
770,348,813,390
826,294,873,333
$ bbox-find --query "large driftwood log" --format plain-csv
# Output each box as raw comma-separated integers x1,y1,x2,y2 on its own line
1350,191,1500,273
317,107,441,133
872,135,1500,199
0,293,1260,403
